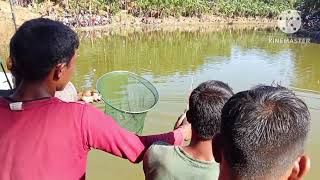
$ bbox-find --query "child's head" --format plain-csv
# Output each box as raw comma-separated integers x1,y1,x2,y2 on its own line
216,85,310,180
186,80,233,140
9,18,79,90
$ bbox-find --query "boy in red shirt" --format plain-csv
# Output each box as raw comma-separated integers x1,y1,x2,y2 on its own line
0,18,190,180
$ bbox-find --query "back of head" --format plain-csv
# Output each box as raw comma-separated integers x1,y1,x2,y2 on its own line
9,18,79,82
221,85,310,179
187,80,233,140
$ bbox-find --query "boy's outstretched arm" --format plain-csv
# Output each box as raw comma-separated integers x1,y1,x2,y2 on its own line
80,104,190,163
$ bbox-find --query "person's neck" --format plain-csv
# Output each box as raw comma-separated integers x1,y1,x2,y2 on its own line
181,135,214,162
9,80,55,101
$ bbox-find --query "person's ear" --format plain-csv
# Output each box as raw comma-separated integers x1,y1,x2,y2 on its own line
53,63,67,81
288,155,310,180
212,133,223,163
6,57,13,71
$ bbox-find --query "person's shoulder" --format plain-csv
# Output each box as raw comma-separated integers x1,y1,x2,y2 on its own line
53,97,86,107
144,141,176,169
51,98,98,116
61,101,113,123
149,141,174,151
146,141,175,158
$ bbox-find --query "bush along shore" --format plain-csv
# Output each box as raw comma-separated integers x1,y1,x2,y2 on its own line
297,15,320,43
295,0,320,42
9,0,297,27
2,0,320,42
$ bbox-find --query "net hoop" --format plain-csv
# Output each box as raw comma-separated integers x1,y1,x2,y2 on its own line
96,71,159,114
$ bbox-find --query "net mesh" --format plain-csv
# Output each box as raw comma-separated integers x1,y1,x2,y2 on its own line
96,71,159,134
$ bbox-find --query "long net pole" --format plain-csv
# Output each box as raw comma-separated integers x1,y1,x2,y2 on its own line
0,62,13,89
8,0,18,31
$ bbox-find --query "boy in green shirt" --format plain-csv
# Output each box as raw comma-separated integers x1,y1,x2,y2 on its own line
143,80,234,180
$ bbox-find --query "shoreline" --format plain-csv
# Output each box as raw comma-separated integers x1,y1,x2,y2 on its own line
1,6,279,46
75,17,277,32
0,0,319,44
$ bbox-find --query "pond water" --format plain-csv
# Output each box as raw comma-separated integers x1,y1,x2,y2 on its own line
1,27,319,179
76,28,319,180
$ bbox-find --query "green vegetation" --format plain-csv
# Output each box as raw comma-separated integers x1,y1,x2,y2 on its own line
135,0,209,17
78,0,295,17
14,0,300,18
216,0,294,17
295,0,320,33
296,0,320,15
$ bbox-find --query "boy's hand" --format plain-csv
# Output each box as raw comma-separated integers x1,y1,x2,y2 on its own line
174,110,188,129
174,111,191,141
180,123,191,141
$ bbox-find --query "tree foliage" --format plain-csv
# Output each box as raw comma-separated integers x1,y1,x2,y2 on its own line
9,0,320,18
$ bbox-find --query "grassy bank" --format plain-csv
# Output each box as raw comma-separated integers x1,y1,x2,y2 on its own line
1,0,319,42
12,0,296,18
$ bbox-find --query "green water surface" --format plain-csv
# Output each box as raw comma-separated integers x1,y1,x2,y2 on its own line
75,29,319,180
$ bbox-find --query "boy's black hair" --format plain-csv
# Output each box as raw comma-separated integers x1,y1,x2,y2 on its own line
186,80,233,140
9,18,79,81
221,85,310,178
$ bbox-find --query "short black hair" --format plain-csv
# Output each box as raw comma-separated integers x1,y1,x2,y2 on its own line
221,85,310,178
186,80,233,140
9,18,79,81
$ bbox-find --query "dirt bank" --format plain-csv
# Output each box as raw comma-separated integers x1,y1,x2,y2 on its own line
0,1,40,45
0,1,279,45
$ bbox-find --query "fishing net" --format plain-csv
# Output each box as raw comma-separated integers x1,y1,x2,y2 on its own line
96,71,159,134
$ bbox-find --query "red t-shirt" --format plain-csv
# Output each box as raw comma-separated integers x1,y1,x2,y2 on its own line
0,97,183,180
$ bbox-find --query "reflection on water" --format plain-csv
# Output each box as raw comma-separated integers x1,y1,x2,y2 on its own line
0,28,319,179
74,29,320,106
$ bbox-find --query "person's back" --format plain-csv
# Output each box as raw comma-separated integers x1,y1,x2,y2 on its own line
144,142,218,180
214,85,311,180
0,98,88,180
143,80,234,180
0,95,187,180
